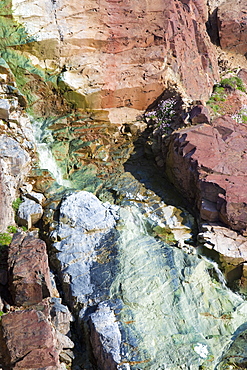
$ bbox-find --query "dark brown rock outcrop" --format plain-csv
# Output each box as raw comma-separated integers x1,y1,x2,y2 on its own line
217,0,247,56
164,115,247,233
8,233,52,307
0,302,60,369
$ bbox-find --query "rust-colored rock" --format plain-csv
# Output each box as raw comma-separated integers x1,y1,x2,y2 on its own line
0,306,60,369
217,0,247,56
11,0,219,118
164,115,247,232
238,69,247,88
8,233,52,307
189,104,210,124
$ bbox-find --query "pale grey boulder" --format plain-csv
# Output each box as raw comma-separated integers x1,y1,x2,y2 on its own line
50,297,74,336
17,196,43,229
59,191,119,230
51,191,119,306
0,99,10,120
25,191,45,205
88,302,121,370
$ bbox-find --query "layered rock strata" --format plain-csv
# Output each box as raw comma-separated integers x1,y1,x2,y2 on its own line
198,224,247,293
9,0,218,120
0,304,61,369
164,114,247,233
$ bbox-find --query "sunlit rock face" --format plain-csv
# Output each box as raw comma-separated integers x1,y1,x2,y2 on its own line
50,190,247,369
11,0,219,118
217,0,247,56
0,136,31,232
164,115,247,233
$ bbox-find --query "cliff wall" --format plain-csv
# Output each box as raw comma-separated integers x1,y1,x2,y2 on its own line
8,0,219,121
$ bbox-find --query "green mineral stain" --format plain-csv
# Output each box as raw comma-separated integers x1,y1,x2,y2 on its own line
152,225,176,243
69,165,103,193
110,206,247,369
0,1,88,111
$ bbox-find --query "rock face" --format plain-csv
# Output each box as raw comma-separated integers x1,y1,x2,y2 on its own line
48,189,247,369
88,302,121,370
0,303,60,369
0,234,74,369
9,0,218,120
0,65,35,233
198,224,247,292
217,0,247,56
165,115,247,232
17,196,43,229
0,136,31,232
50,191,119,306
8,233,52,307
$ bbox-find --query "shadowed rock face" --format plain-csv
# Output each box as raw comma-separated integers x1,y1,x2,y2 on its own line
164,115,247,233
10,0,218,117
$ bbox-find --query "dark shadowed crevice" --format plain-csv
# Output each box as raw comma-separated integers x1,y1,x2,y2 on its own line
206,8,220,46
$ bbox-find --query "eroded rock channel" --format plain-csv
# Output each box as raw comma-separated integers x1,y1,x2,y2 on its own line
1,0,247,369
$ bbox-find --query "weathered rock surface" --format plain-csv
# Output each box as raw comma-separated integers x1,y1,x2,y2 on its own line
238,69,247,87
216,327,247,369
164,115,247,232
88,301,121,370
189,104,210,125
217,0,247,56
0,135,31,232
17,196,43,229
8,233,52,306
0,67,35,232
9,0,218,120
48,189,247,369
0,302,61,369
198,223,247,292
199,224,247,263
50,191,119,306
50,297,73,336
0,99,10,120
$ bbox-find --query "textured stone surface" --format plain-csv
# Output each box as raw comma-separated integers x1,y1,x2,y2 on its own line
200,224,247,263
218,0,247,56
88,302,121,370
165,115,247,232
50,297,73,336
238,69,247,87
25,191,45,205
189,104,210,124
17,196,43,229
50,191,119,305
0,305,60,369
0,135,31,232
0,99,10,120
49,189,247,369
198,224,247,291
9,0,218,119
216,327,247,369
8,233,52,306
